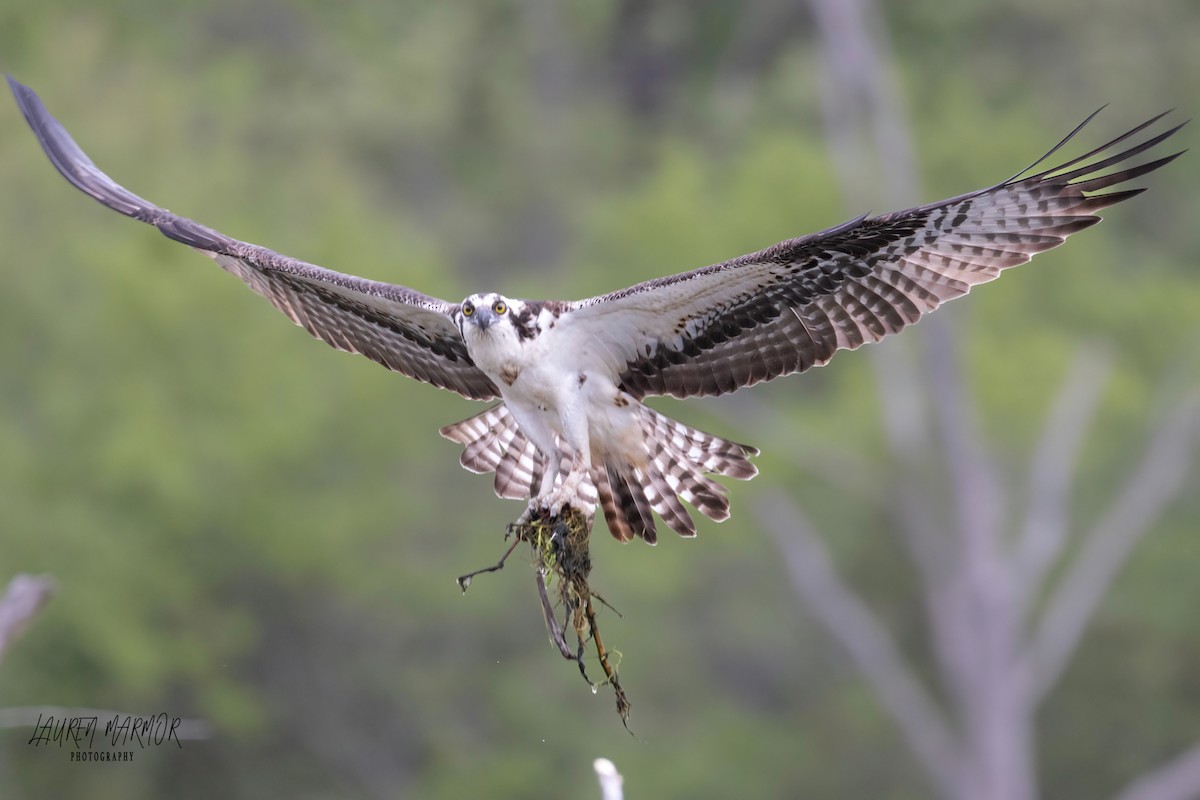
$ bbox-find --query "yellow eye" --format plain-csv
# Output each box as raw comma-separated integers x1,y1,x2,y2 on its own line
461,301,474,316
493,300,507,315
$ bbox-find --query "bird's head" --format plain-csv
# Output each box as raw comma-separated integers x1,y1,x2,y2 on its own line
456,292,523,342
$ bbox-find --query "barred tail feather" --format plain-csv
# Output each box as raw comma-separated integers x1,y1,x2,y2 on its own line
604,464,657,544
441,405,540,499
643,468,696,539
594,406,759,543
440,405,596,504
595,469,636,543
442,404,756,543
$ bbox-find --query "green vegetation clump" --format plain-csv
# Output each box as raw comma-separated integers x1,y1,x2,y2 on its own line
459,506,630,727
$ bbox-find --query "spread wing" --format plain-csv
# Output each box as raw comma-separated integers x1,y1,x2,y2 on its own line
9,77,499,402
569,111,1186,399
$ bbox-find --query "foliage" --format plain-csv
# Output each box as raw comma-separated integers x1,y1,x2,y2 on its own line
0,2,1197,797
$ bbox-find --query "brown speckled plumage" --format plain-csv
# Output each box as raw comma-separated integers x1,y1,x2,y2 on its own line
11,74,1183,543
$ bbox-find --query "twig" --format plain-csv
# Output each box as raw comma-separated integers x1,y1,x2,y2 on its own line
582,593,631,730
456,525,525,593
535,568,576,662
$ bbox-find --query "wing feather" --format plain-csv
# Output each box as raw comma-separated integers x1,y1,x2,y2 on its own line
8,77,498,402
568,112,1184,399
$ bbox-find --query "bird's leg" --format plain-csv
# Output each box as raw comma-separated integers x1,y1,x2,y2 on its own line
544,447,563,493
517,424,564,522
544,458,587,515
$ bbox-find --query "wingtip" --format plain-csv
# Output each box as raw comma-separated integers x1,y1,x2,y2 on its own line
6,74,33,103
7,74,26,106
6,75,43,124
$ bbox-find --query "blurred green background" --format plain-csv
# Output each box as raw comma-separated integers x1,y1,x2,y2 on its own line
1,1,1197,798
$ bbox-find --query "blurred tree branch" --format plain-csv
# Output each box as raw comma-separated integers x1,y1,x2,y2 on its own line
1115,742,1200,800
721,392,889,502
757,495,961,798
0,574,54,665
1012,350,1112,612
767,0,1200,799
1029,389,1199,701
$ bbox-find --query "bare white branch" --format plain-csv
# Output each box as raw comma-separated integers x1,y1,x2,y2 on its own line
594,758,624,800
806,0,919,208
870,342,948,578
1014,350,1112,612
924,316,1005,557
923,318,1041,800
757,492,962,799
0,574,55,664
808,0,947,583
1030,393,1199,701
1113,741,1200,800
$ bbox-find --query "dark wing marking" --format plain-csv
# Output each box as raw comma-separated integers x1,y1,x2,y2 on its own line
568,110,1186,399
8,77,499,401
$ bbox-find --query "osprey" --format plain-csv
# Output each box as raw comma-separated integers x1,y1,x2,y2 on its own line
9,77,1183,543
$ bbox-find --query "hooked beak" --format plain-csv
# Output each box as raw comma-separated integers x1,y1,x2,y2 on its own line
471,306,495,331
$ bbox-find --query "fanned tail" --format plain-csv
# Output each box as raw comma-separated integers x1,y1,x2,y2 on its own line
439,405,597,505
441,404,757,543
594,406,758,544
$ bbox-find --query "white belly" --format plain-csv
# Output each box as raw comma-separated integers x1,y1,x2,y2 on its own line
466,320,645,471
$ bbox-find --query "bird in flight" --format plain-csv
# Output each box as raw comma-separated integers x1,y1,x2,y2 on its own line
9,77,1184,544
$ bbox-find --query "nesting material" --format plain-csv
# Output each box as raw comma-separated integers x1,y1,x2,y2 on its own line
457,505,631,727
